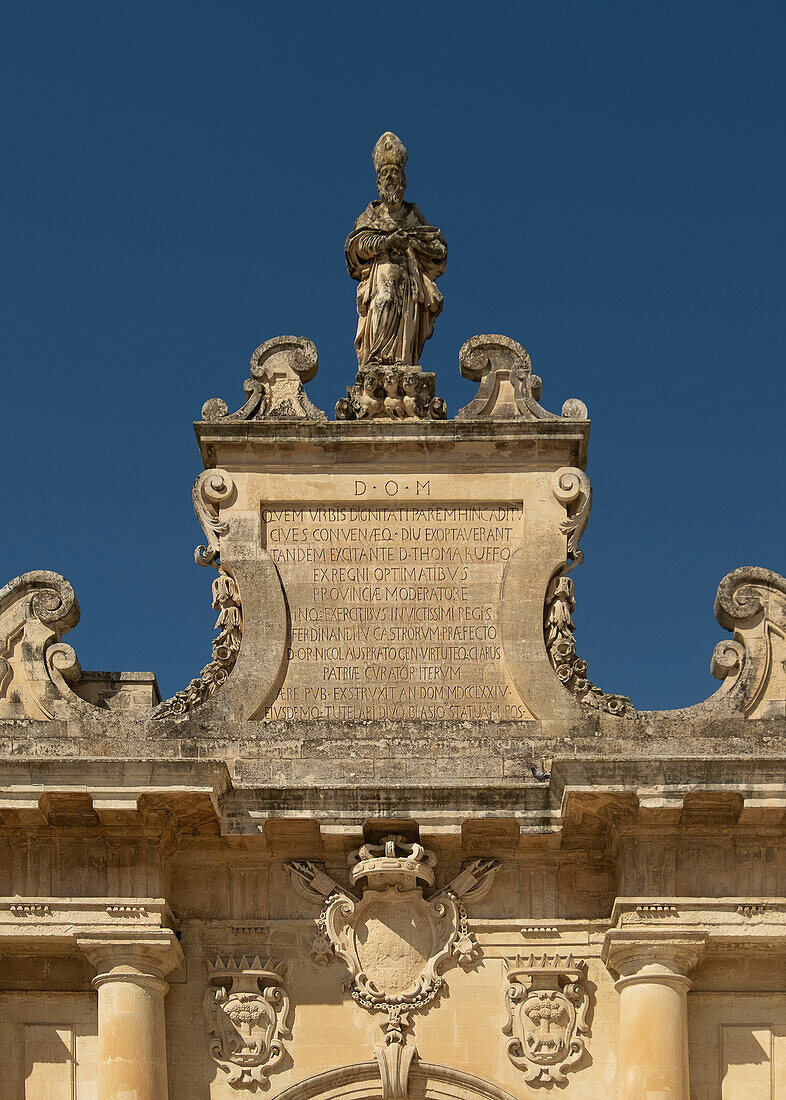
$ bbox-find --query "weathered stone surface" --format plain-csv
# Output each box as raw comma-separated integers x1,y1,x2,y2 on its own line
346,132,447,371
2,136,785,1098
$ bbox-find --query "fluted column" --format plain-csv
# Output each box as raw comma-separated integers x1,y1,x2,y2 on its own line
78,931,183,1100
603,931,704,1100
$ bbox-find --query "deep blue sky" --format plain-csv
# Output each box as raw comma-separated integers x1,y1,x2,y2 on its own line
2,1,784,710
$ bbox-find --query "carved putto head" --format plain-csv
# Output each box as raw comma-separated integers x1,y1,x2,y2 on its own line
349,833,437,889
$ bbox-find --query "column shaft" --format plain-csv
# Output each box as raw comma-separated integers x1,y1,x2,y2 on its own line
616,968,690,1100
78,932,182,1100
95,967,170,1100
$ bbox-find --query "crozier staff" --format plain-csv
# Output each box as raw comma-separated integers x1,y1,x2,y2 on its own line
346,132,448,367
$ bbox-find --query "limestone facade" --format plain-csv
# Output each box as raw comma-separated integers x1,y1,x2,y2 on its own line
2,138,786,1100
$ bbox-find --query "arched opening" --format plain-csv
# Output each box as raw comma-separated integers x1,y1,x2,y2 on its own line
271,1060,521,1100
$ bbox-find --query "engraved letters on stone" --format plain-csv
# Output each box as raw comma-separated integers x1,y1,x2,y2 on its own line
204,956,290,1089
502,954,590,1085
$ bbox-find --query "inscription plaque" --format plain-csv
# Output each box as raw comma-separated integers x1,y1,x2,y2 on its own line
261,501,532,721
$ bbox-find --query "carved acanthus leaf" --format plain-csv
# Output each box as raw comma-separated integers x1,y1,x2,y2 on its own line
153,568,242,719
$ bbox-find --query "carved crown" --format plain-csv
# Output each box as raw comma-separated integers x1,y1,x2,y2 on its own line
373,131,408,173
348,834,437,889
505,953,586,982
207,955,286,985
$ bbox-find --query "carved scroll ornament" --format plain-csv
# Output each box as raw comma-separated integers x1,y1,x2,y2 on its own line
503,954,590,1085
194,467,235,568
712,566,786,718
204,956,290,1089
456,335,588,423
201,336,325,423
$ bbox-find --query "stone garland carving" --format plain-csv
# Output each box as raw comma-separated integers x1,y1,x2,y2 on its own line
201,336,326,423
153,569,242,718
546,468,634,718
285,841,499,1100
545,575,634,718
503,954,590,1085
335,366,447,421
204,956,290,1089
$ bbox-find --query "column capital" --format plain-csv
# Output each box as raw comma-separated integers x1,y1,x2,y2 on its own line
602,929,706,992
77,928,183,989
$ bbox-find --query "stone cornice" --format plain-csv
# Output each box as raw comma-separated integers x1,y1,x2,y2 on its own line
194,417,590,472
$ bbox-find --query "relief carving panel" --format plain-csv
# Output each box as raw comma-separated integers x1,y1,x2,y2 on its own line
204,956,291,1089
503,954,591,1085
261,500,531,721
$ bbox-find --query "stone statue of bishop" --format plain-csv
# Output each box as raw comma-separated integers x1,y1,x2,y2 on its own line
346,132,448,368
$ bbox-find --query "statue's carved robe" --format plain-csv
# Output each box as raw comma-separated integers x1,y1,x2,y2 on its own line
346,200,447,366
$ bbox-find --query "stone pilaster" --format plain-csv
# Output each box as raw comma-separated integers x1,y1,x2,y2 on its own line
78,931,183,1100
602,930,705,1100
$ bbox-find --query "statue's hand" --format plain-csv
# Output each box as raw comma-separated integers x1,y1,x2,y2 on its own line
388,229,409,251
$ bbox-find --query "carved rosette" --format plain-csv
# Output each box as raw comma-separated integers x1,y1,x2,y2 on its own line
335,367,447,421
204,956,290,1089
503,955,590,1085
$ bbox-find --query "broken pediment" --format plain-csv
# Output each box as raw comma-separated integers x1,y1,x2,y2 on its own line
1,130,784,760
